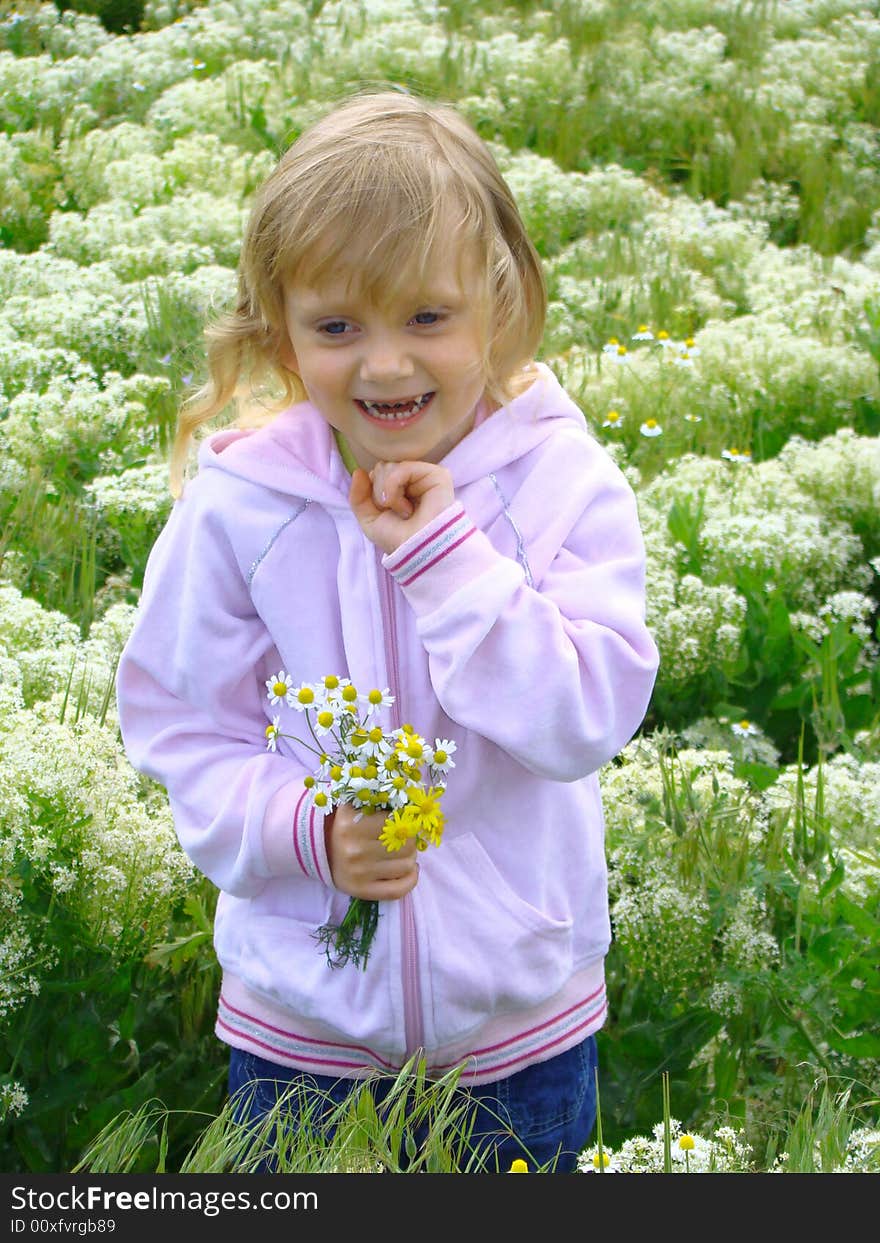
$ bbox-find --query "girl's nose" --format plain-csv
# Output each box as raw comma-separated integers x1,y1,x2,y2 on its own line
359,336,414,384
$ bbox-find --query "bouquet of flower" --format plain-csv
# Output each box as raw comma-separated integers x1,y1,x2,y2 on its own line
263,672,457,969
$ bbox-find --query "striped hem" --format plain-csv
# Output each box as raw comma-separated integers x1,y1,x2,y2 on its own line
293,787,329,885
217,991,398,1078
431,983,607,1080
383,505,477,588
215,970,607,1087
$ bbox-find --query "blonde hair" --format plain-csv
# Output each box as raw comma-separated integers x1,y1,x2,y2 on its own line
169,88,547,497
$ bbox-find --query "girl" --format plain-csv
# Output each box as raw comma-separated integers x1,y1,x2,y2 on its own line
116,89,659,1173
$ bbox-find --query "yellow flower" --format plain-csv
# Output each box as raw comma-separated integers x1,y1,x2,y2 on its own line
405,786,445,846
508,1159,529,1173
593,1150,611,1168
679,1134,695,1151
379,809,414,853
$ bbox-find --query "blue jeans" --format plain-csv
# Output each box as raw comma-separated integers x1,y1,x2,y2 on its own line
228,1035,597,1173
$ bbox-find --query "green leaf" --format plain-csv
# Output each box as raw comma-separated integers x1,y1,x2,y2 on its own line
817,862,846,901
770,683,810,711
826,1031,880,1059
834,894,880,938
733,760,780,790
156,1118,169,1174
712,1045,739,1104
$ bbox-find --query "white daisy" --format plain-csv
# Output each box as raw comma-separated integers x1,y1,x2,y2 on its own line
431,739,457,774
314,751,335,779
395,728,429,764
721,448,752,463
290,681,319,711
353,726,394,762
379,773,419,811
359,687,395,719
264,716,281,752
731,719,759,737
312,706,341,736
632,326,654,341
319,674,352,699
308,787,334,816
640,419,663,437
266,671,295,706
602,410,624,428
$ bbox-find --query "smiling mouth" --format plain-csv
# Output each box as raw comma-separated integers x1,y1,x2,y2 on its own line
355,392,435,422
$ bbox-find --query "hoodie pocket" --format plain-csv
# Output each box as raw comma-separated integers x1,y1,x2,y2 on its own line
413,832,574,1049
235,908,403,1053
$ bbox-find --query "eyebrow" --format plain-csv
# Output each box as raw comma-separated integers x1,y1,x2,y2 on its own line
290,284,465,316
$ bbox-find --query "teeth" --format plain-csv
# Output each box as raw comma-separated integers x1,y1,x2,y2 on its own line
361,393,432,420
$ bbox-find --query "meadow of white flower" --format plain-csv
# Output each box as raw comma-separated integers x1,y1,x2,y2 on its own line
0,0,878,1173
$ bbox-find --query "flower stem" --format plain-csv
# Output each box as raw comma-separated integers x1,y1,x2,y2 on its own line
315,897,381,970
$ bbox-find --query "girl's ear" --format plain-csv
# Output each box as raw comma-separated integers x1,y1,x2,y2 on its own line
277,332,299,373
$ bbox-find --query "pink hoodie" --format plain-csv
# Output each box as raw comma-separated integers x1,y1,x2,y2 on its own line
116,364,658,1085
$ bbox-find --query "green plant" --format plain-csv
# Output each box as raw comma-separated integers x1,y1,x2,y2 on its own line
74,1055,522,1174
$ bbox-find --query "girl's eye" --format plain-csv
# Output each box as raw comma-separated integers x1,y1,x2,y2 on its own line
411,311,442,326
318,321,352,336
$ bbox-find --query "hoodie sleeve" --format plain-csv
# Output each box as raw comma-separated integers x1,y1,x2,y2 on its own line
381,439,659,783
115,485,332,897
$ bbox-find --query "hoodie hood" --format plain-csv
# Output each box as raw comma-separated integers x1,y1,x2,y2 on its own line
195,363,587,504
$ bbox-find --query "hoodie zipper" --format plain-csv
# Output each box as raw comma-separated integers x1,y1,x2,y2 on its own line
376,546,424,1057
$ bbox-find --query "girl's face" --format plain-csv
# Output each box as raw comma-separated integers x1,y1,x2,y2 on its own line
279,252,489,472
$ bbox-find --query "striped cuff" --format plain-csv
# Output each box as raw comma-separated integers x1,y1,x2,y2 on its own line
261,780,332,885
381,503,503,615
292,786,332,885
382,503,476,586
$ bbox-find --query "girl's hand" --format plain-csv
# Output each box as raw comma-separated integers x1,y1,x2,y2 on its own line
324,803,419,901
349,461,455,555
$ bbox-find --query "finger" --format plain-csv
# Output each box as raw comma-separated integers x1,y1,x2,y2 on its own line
383,461,451,502
370,464,413,518
359,838,419,867
360,864,419,901
349,468,381,519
